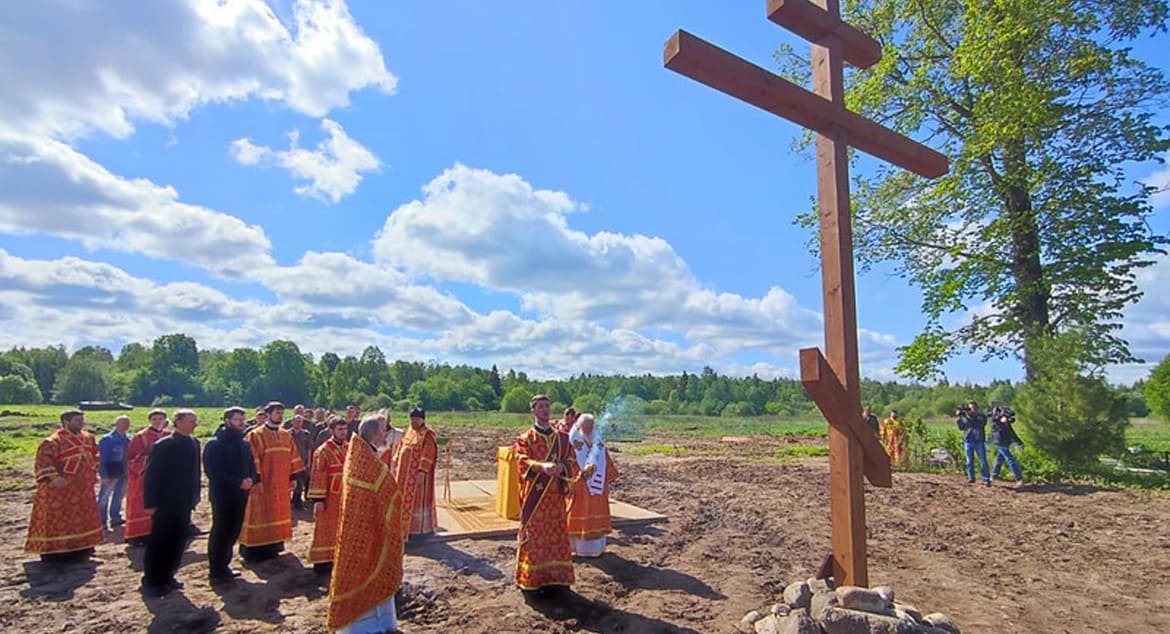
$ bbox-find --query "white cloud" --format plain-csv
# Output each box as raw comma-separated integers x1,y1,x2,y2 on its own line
1143,158,1170,210
256,251,475,331
1116,253,1170,373
423,311,719,378
372,163,854,360
0,133,275,278
0,249,261,350
232,118,380,203
0,0,395,140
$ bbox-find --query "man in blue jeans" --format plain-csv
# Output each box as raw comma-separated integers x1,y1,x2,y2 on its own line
990,409,1026,485
98,415,132,530
956,401,991,486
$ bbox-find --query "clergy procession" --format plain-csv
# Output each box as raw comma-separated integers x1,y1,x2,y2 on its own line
22,394,618,633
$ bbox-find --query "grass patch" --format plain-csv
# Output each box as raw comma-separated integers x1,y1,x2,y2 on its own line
619,444,694,457
776,445,830,459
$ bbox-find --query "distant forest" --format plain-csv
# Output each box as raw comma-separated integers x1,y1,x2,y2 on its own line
0,333,1150,419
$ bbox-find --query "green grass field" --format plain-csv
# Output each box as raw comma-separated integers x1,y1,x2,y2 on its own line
2,404,1168,484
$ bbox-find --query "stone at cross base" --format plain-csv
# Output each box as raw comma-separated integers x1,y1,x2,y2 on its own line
663,0,949,587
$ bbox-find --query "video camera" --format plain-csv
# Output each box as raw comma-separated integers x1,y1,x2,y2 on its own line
988,404,1016,424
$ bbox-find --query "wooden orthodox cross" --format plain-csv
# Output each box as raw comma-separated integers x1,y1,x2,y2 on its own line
663,0,948,586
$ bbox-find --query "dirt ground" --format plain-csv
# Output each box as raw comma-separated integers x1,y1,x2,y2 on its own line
1,427,1169,634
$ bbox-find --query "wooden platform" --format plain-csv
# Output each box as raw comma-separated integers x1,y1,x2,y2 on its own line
429,480,666,541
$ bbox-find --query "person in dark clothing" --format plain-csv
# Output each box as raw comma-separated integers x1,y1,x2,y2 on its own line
343,404,361,439
956,400,991,485
244,407,267,434
990,410,1025,485
862,405,880,437
141,409,201,598
203,407,257,584
289,415,313,509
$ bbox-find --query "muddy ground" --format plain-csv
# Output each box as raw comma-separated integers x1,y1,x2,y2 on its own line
1,427,1168,633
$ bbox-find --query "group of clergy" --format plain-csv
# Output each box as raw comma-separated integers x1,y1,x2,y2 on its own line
23,393,618,632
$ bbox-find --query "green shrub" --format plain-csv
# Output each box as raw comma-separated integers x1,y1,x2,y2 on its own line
1016,333,1129,471
571,393,603,416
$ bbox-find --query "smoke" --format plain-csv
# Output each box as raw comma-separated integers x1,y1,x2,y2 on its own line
595,395,647,442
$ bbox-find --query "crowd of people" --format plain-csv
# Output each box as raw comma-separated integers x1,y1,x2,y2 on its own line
22,393,618,633
862,400,1026,485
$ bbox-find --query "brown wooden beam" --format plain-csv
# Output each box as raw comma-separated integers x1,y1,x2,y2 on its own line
663,30,949,179
800,347,892,488
766,0,881,69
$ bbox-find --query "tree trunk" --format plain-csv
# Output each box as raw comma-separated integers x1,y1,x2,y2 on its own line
1002,140,1050,380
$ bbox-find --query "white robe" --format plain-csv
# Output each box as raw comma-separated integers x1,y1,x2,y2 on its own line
568,422,609,557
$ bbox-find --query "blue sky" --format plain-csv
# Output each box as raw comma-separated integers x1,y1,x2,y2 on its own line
0,1,1167,384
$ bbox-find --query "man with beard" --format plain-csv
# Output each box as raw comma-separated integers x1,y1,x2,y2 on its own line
25,410,104,562
141,410,200,598
514,395,578,592
327,416,406,634
124,409,169,546
239,402,304,562
392,407,438,540
203,407,256,584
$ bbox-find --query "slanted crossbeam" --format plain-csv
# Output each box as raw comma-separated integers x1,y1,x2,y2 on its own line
662,0,949,587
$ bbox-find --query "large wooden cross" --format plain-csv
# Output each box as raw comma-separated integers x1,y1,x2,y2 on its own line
663,0,948,587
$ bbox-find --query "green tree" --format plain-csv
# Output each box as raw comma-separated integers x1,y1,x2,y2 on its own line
572,393,603,415
116,342,151,372
1146,355,1170,421
217,348,265,405
52,355,113,404
390,360,426,399
0,356,35,383
0,375,42,403
72,345,115,365
489,364,503,398
136,334,202,403
358,346,389,395
10,345,68,403
1015,332,1129,470
500,386,531,413
319,352,341,377
329,356,362,408
783,0,1169,380
261,340,308,405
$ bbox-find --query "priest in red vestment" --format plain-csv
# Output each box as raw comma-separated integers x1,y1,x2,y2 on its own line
514,394,578,592
327,416,406,633
25,410,104,562
308,418,348,575
124,408,169,545
392,407,438,540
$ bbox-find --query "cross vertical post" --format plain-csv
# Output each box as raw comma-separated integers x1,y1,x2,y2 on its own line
662,0,949,589
810,0,867,585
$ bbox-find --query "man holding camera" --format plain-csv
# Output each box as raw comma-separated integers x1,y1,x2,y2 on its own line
990,408,1026,485
956,401,991,486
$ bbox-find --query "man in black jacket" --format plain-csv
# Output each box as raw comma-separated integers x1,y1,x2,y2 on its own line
141,409,201,598
990,409,1026,485
203,406,257,584
957,401,991,486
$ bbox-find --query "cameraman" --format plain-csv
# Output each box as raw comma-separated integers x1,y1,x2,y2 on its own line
956,401,991,486
990,408,1025,485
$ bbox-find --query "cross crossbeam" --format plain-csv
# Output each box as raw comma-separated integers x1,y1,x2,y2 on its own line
663,30,947,179
766,0,881,68
662,0,949,587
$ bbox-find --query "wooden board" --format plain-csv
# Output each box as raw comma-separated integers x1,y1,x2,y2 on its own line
428,480,666,542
